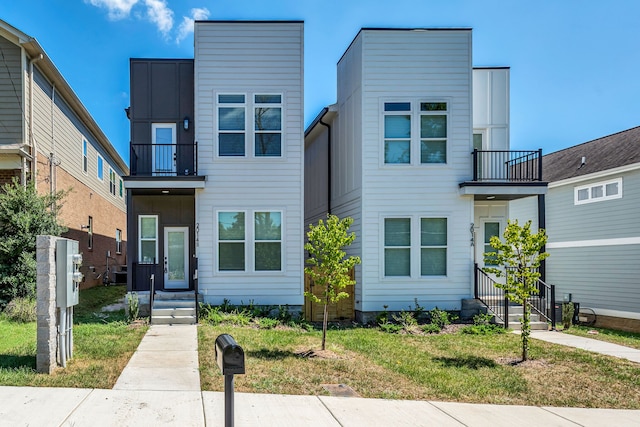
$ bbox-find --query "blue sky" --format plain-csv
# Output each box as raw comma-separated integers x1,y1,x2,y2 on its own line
2,1,639,163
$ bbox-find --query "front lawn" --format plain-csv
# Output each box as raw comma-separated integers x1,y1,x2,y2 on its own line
199,323,640,409
0,285,147,388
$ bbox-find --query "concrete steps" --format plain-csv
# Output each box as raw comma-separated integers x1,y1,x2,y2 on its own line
495,306,549,331
151,291,197,325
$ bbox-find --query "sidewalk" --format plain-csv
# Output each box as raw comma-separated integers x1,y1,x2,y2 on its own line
1,325,640,426
529,330,640,363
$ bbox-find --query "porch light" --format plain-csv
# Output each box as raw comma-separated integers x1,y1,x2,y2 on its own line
183,116,190,131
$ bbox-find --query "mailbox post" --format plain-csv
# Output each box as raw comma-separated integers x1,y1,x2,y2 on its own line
215,334,245,427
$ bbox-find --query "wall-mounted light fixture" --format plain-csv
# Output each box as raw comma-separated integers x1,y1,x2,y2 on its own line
183,116,190,131
80,224,90,230
486,195,496,200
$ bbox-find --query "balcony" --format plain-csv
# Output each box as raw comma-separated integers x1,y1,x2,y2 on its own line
125,142,205,190
459,149,547,200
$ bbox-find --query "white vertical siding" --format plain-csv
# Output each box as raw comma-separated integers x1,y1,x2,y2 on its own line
472,68,509,150
194,22,304,305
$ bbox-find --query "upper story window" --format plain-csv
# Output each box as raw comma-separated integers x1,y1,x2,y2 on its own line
574,178,622,205
82,140,88,173
109,168,116,196
97,155,104,181
254,94,282,157
383,100,448,165
217,93,283,158
119,178,124,198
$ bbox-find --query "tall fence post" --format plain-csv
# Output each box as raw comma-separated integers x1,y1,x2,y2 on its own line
550,284,556,330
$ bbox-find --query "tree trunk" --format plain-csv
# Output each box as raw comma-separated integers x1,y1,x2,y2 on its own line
321,302,328,351
522,302,530,361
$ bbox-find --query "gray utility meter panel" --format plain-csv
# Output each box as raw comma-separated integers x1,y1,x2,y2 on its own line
56,239,82,308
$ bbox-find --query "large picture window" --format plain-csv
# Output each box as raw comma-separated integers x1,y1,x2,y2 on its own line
384,216,448,278
139,215,158,264
383,100,448,165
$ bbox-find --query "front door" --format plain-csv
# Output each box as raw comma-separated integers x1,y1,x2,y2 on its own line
164,227,189,289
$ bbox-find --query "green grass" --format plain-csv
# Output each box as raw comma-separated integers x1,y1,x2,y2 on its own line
199,323,640,409
564,325,640,350
0,285,147,388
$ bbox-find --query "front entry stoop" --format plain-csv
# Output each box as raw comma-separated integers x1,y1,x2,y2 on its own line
499,305,549,331
151,291,197,325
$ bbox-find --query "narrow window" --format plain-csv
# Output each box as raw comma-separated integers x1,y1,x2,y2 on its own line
109,168,116,195
384,218,411,276
139,215,158,264
483,222,500,267
420,102,447,164
254,211,282,271
87,216,93,250
119,178,124,198
254,94,282,157
151,123,176,175
218,212,245,271
82,140,88,173
116,228,122,254
383,102,411,164
97,155,104,181
420,218,447,275
218,94,246,156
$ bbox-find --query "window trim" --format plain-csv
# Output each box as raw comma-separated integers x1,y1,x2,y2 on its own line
82,140,88,174
96,154,104,181
215,92,284,160
381,215,449,279
109,167,116,196
87,216,93,250
420,217,448,276
151,123,177,176
138,215,158,264
215,209,284,274
574,178,623,205
116,228,122,254
381,98,450,167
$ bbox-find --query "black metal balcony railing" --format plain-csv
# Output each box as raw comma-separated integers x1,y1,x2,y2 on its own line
130,142,198,176
472,149,542,182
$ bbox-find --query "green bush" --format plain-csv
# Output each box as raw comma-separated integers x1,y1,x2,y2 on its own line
375,305,389,325
460,312,505,335
428,307,456,329
3,297,36,323
393,310,417,329
126,293,139,322
256,317,279,329
379,322,403,334
421,323,441,334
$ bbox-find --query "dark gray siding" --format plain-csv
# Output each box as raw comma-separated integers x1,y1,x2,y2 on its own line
0,37,23,146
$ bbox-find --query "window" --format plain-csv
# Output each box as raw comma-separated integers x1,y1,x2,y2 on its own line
119,178,123,198
97,155,104,181
483,222,500,266
574,178,622,205
383,100,448,165
421,218,447,275
218,211,246,270
87,216,93,250
218,94,246,156
82,140,88,173
254,94,282,156
384,218,411,276
139,215,158,264
254,212,281,270
116,228,122,254
109,168,116,195
217,210,283,272
217,93,283,158
384,216,448,277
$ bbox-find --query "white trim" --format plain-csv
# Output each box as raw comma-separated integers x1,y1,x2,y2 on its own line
138,215,158,264
549,162,640,188
574,177,622,205
164,226,189,289
123,180,206,189
151,123,177,176
82,139,88,174
588,308,640,321
547,236,640,249
96,154,104,181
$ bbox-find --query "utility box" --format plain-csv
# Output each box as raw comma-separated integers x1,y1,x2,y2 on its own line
56,239,82,308
215,334,245,375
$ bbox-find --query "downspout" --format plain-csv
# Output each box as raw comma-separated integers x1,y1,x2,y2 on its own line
318,113,332,215
29,53,44,182
50,84,56,198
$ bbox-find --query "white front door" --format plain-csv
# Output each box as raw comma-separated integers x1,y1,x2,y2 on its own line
164,227,189,289
152,123,177,176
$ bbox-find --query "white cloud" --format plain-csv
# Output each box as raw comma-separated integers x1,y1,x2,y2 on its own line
176,7,210,44
86,0,140,19
144,0,174,37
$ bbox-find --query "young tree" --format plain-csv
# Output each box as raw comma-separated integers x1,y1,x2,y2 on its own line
483,219,548,361
0,178,67,308
305,214,361,351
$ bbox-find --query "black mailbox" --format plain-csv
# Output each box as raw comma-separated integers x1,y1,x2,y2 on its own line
215,334,245,375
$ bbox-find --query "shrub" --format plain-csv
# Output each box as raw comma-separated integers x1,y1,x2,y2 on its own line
460,312,505,335
428,307,455,329
126,292,139,322
421,323,441,334
3,297,36,323
375,305,389,325
379,322,402,334
257,317,279,329
393,310,417,329
562,303,575,329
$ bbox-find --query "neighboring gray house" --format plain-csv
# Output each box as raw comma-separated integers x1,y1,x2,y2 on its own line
510,126,640,332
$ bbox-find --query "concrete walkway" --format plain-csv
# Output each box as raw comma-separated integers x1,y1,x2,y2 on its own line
530,330,640,363
1,325,640,426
